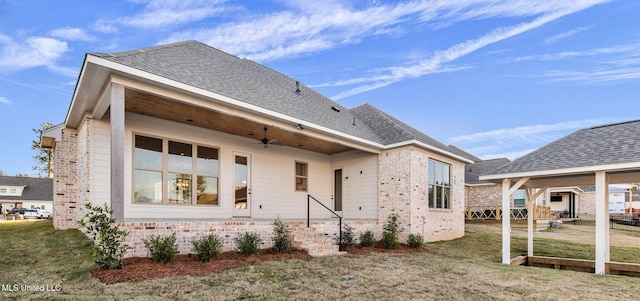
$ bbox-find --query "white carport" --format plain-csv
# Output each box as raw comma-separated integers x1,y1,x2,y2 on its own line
480,120,640,275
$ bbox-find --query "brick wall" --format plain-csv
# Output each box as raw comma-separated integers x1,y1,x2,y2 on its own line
53,127,79,230
465,185,503,207
118,220,378,258
378,146,465,243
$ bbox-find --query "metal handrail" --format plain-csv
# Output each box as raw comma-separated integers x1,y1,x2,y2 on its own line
307,194,343,250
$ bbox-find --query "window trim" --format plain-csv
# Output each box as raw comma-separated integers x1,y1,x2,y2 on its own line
295,161,308,192
428,159,452,210
132,133,220,206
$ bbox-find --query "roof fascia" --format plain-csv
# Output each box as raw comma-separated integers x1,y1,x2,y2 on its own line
386,140,474,164
479,161,640,181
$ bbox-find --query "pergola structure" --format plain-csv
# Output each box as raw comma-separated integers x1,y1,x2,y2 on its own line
480,120,640,274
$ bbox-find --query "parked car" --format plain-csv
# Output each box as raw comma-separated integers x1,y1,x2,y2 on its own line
36,209,51,219
9,207,27,215
22,209,51,219
23,209,39,219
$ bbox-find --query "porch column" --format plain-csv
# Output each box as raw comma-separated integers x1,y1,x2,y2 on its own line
110,83,125,221
594,171,610,274
525,186,534,257
502,178,511,264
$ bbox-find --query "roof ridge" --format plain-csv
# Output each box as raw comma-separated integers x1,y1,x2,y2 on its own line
92,40,202,58
589,119,640,129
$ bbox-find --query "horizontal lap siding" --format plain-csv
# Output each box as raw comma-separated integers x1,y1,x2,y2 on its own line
330,151,378,219
91,119,111,207
115,113,336,220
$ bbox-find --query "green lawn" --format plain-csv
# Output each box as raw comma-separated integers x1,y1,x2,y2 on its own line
2,220,640,300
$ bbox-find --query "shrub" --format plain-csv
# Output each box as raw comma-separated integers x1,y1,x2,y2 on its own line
382,213,400,249
191,234,223,262
77,203,129,270
341,224,356,246
273,216,291,253
359,230,375,247
143,233,179,263
235,232,262,255
407,233,424,248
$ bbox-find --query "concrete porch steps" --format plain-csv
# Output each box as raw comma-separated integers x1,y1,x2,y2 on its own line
288,224,343,257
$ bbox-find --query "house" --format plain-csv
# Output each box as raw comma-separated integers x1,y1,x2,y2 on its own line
479,119,640,274
0,176,53,212
41,41,472,257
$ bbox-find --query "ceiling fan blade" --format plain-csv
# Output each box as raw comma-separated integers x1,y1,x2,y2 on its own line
268,139,278,144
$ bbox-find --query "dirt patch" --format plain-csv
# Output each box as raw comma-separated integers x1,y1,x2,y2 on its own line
93,244,428,284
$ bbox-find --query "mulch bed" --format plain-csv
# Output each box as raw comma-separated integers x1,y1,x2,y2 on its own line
93,244,429,284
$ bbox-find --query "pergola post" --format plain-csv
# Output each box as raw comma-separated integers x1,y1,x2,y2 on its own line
502,178,511,264
526,187,534,257
110,83,125,221
595,171,610,274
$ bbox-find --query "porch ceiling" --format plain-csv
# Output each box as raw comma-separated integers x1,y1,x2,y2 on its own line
123,89,354,155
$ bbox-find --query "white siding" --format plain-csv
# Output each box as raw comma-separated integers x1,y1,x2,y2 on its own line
330,151,378,219
97,112,352,220
91,119,111,206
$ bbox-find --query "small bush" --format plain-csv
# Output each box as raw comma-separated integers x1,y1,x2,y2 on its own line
191,234,223,262
143,233,179,263
235,232,262,255
77,203,129,270
341,224,356,246
407,233,424,248
273,216,291,253
382,213,400,249
359,230,375,247
381,231,399,249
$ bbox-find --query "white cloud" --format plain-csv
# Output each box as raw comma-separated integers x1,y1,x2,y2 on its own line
449,117,626,160
0,35,69,73
0,96,10,105
158,0,610,64
449,118,621,144
97,0,233,31
544,27,589,44
49,27,96,42
328,2,607,100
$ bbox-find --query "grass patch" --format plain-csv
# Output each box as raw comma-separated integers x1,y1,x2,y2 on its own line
2,221,640,300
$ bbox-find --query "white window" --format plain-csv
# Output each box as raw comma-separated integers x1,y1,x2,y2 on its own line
514,189,526,208
0,188,6,194
133,134,219,205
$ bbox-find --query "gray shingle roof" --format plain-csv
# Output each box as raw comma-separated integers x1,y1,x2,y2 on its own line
92,40,458,157
449,145,481,161
350,103,452,151
485,120,640,176
466,158,511,185
92,41,383,144
0,176,53,201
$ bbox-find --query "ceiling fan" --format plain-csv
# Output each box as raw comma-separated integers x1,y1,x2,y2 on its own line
258,126,277,148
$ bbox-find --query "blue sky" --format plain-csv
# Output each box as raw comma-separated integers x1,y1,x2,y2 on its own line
1,0,639,177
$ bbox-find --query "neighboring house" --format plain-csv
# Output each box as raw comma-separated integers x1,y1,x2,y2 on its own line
479,119,640,274
579,185,640,216
0,176,53,212
41,41,472,257
463,158,511,208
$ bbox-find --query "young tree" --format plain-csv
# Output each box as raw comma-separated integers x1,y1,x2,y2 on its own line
32,122,55,178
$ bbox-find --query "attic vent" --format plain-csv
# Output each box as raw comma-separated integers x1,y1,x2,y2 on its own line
295,81,301,95
331,106,340,112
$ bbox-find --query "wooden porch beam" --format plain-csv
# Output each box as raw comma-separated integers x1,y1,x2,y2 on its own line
110,83,125,221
